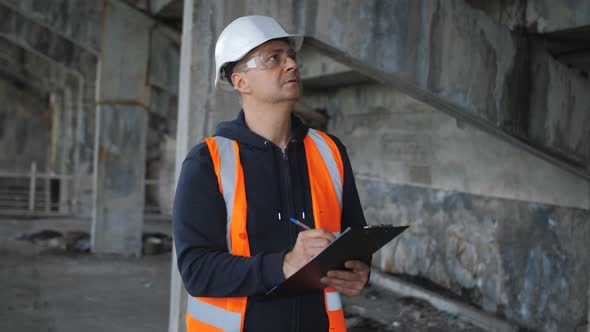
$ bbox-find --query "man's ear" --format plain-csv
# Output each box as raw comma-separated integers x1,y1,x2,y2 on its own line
231,72,250,94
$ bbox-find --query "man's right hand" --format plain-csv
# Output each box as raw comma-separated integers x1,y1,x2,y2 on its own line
282,229,336,279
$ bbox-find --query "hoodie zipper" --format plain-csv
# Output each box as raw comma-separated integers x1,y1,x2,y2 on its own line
280,143,301,332
281,147,296,244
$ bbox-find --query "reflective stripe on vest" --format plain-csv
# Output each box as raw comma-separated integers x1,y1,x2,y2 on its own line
185,137,249,332
304,129,347,332
186,130,346,332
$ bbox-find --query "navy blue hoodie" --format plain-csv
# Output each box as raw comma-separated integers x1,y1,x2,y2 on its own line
173,110,368,331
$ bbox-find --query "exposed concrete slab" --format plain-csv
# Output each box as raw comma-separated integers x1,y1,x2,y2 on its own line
150,0,182,18
0,253,170,332
526,0,590,33
528,44,590,169
300,44,374,88
303,84,589,210
0,0,102,52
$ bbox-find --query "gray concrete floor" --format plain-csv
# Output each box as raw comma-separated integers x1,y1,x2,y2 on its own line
0,216,171,332
0,216,484,332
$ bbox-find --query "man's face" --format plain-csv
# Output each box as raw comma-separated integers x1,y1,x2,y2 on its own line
233,39,302,104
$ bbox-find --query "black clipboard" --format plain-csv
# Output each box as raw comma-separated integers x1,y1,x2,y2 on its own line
266,225,409,297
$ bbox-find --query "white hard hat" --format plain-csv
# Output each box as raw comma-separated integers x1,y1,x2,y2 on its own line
214,15,304,91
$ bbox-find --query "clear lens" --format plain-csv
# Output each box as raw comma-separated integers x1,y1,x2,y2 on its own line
235,47,299,72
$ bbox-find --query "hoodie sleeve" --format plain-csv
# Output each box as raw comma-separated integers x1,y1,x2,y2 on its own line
173,143,285,297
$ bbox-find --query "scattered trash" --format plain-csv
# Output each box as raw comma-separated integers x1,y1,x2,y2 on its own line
345,316,363,328
17,229,62,243
16,229,172,256
365,287,380,300
16,229,91,253
64,231,91,253
142,232,172,255
444,312,458,321
348,304,368,316
391,320,401,327
143,237,163,255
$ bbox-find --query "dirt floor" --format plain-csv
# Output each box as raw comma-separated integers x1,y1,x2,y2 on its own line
0,216,485,332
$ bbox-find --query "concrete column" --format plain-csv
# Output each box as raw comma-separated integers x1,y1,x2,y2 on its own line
168,0,195,328
168,0,244,329
92,0,151,255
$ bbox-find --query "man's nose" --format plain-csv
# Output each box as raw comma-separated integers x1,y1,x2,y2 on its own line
284,55,298,71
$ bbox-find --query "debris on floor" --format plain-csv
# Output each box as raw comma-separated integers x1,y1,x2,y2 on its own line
142,232,172,255
15,229,173,256
343,286,486,332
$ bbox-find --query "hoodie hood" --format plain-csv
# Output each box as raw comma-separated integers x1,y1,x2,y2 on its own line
214,110,309,148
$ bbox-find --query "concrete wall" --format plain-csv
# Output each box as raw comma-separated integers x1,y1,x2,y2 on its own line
178,0,590,177
0,78,50,171
303,83,589,331
146,26,180,215
526,0,590,32
0,0,180,218
0,0,100,214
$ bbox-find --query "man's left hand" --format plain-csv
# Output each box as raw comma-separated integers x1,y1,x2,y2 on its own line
320,260,369,296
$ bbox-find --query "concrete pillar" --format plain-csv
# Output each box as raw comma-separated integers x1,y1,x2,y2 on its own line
92,0,151,255
168,0,195,328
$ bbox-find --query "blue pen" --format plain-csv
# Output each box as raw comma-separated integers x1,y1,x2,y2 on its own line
289,217,311,230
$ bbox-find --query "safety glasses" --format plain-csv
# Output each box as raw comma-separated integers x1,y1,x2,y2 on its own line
234,47,299,72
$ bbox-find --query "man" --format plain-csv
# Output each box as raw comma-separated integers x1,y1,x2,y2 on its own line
173,16,370,332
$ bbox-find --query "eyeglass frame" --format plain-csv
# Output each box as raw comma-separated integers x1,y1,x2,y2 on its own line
232,46,300,73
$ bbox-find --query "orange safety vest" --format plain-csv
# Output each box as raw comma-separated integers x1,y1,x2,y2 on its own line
186,128,347,332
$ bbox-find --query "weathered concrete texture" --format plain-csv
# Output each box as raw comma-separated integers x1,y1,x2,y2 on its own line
528,44,590,169
99,0,152,104
0,0,99,214
0,78,50,171
92,0,154,254
302,83,589,209
191,0,589,175
92,105,147,255
526,0,590,33
0,2,98,75
0,0,103,52
300,44,374,88
146,26,180,215
146,106,177,214
0,253,170,332
150,26,180,95
462,0,526,30
359,179,590,331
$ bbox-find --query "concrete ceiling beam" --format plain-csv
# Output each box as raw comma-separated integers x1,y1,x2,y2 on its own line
526,0,590,33
0,0,101,54
149,0,182,18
